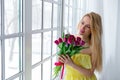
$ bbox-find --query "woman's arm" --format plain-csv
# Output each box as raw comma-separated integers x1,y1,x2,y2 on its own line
59,54,96,77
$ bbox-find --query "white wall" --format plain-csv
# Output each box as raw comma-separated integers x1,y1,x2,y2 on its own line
85,0,120,80
100,0,120,80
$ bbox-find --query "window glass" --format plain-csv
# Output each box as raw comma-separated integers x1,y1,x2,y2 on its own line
5,0,22,35
43,2,52,29
43,31,51,59
5,37,22,79
64,6,68,27
53,4,58,27
65,0,68,5
43,60,51,80
32,65,41,80
52,31,57,54
69,0,73,6
32,0,42,30
32,33,41,65
69,7,72,26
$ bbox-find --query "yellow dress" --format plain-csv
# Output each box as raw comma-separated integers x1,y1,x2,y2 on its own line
64,53,97,80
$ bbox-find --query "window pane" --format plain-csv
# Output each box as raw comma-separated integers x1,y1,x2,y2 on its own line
32,65,41,80
69,7,72,26
0,41,1,80
43,2,52,29
69,0,73,6
69,26,72,33
81,11,86,17
65,0,68,5
77,9,80,23
52,31,57,54
32,34,41,65
54,0,58,2
64,6,68,27
53,4,58,27
5,37,22,79
64,29,69,34
14,77,21,80
43,31,51,59
77,0,81,8
81,0,86,9
4,0,22,35
43,60,51,80
32,0,42,30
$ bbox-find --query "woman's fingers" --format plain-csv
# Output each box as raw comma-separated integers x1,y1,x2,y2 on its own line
59,59,64,63
61,55,67,59
66,54,71,60
58,54,72,64
59,55,65,63
60,54,70,60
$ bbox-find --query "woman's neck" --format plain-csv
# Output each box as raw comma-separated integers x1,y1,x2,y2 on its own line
81,36,89,43
77,34,90,47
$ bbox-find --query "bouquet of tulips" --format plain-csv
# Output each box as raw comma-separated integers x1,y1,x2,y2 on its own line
53,33,86,79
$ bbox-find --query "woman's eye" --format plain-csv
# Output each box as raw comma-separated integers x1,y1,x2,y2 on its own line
85,25,90,28
81,22,84,25
87,26,90,28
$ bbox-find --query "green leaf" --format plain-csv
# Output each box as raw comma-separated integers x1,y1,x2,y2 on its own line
71,50,76,54
58,42,66,49
57,50,63,55
65,49,71,54
58,43,63,49
62,32,65,38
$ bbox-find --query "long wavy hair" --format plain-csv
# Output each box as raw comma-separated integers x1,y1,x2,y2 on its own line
78,12,103,72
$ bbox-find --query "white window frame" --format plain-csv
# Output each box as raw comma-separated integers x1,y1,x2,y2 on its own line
0,0,88,80
0,0,23,80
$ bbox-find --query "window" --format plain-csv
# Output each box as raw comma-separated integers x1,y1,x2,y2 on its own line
0,0,87,80
0,0,23,80
32,0,61,80
63,0,87,34
63,0,73,33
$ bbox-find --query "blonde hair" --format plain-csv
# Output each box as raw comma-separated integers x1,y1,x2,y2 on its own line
78,12,103,72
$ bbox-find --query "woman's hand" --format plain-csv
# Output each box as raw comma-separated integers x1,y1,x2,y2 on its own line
58,54,74,66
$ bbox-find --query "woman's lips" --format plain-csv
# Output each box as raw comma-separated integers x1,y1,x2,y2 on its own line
80,29,85,34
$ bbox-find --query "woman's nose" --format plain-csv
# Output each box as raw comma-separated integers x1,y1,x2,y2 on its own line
80,26,85,33
81,25,85,30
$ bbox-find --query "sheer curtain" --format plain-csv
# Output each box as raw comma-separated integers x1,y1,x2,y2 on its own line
85,0,120,80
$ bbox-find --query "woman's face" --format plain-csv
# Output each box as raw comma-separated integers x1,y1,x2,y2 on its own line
79,16,91,38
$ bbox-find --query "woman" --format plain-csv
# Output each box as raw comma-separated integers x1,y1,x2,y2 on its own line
59,12,103,80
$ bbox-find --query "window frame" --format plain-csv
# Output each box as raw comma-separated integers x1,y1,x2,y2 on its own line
0,0,87,80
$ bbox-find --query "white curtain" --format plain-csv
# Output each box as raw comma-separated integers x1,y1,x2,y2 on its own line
85,0,120,80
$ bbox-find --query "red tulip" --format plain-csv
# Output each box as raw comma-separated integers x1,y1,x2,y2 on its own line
58,38,63,43
67,35,75,44
80,40,85,45
69,35,75,41
63,38,67,42
75,41,80,46
76,37,81,42
54,40,59,45
67,37,73,44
